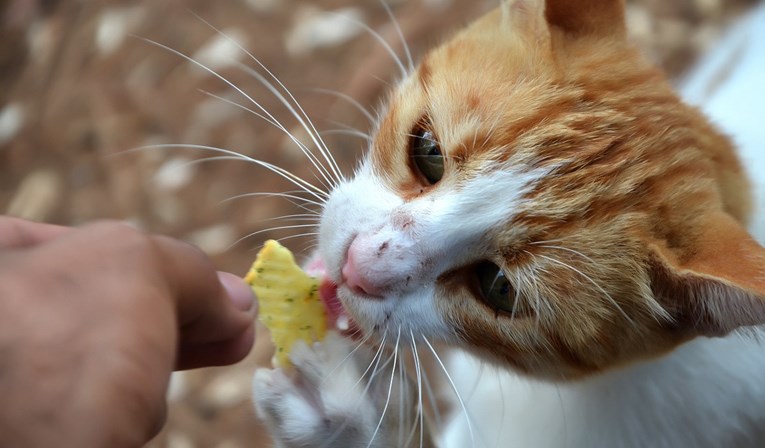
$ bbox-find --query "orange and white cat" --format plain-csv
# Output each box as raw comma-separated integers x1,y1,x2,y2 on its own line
253,0,765,447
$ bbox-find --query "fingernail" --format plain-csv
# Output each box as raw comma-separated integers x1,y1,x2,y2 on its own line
218,271,256,313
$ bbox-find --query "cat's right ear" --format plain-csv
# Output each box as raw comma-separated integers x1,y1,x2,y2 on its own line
502,0,626,40
544,0,626,39
649,212,765,337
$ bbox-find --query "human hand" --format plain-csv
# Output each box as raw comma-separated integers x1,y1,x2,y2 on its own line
0,217,256,447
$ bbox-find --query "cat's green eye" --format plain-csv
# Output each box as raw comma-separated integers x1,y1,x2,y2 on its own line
411,127,444,185
476,261,515,314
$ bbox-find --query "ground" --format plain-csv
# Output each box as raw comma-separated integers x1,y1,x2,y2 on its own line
0,0,758,446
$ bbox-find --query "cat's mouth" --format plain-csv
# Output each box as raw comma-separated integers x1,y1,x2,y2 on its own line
306,257,361,339
319,279,362,338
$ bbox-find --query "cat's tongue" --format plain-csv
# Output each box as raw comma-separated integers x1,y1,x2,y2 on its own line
305,258,359,337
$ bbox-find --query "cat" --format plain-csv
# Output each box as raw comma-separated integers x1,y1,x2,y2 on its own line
252,0,765,447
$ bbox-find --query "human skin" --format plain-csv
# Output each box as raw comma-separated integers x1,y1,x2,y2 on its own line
0,217,256,447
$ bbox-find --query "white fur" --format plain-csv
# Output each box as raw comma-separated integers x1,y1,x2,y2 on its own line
319,159,547,342
443,5,765,447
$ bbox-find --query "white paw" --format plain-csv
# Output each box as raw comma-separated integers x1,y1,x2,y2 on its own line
253,332,388,448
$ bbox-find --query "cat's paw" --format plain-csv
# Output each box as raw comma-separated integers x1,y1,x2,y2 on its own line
253,332,386,448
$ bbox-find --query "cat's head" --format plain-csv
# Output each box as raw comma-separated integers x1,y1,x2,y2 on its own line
319,0,765,380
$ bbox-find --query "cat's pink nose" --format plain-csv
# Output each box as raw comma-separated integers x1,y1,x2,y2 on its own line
342,239,384,298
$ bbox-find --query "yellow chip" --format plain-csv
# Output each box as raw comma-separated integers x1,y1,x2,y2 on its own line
245,240,327,367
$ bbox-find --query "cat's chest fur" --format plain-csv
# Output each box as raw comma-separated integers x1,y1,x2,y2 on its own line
443,6,765,447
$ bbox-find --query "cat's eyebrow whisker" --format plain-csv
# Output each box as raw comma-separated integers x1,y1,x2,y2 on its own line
310,88,377,125
367,327,401,448
329,11,409,79
379,0,414,73
534,244,597,265
422,334,476,448
511,271,523,322
198,89,337,192
188,14,344,187
532,252,637,328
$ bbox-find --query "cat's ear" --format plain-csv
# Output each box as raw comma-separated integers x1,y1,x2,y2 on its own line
649,212,765,336
501,0,626,40
543,0,626,39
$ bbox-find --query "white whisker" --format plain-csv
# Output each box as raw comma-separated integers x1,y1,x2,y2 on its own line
188,13,345,186
125,143,328,205
320,332,373,386
533,252,636,327
408,330,425,448
198,89,336,192
533,244,597,264
222,191,324,208
321,129,373,142
422,334,475,448
379,0,414,72
235,62,344,185
367,327,401,448
330,11,408,79
133,38,337,193
311,87,377,125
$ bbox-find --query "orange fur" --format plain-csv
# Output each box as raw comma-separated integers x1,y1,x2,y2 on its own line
370,0,765,379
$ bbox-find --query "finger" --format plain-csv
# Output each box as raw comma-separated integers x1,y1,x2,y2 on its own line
0,216,71,249
175,323,256,370
150,236,256,346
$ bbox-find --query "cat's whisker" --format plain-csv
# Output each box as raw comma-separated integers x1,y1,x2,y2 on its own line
533,244,597,264
234,61,344,186
379,0,414,72
259,213,321,224
126,143,328,202
397,338,406,446
422,334,476,448
354,329,388,389
511,271,523,322
133,38,337,193
272,232,321,245
189,13,345,187
321,129,373,143
319,330,390,448
420,358,443,436
367,326,401,448
482,113,503,148
533,252,637,327
198,89,337,192
408,330,425,448
329,11,409,79
320,332,373,386
198,89,279,128
222,191,324,209
530,263,560,322
233,224,318,247
310,88,377,125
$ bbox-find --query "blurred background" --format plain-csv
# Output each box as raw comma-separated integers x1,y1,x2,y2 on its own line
1,0,760,446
